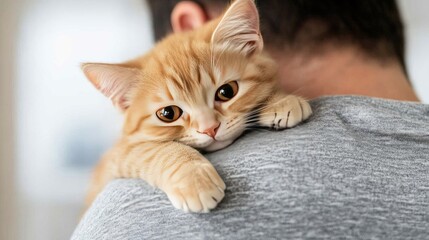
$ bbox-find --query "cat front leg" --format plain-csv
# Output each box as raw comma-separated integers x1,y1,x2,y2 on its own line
110,140,226,213
258,91,312,130
160,151,226,213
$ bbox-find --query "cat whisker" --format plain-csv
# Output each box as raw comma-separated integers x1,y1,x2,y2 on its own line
244,112,283,123
247,111,288,118
243,104,279,118
246,96,295,116
287,86,307,97
244,118,260,124
243,126,271,132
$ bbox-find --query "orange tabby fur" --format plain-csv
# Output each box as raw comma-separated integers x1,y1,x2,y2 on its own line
82,0,311,213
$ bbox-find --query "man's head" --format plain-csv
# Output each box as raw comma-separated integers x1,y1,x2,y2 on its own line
147,0,406,71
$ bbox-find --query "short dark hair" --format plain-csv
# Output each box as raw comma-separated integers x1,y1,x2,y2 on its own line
147,0,406,70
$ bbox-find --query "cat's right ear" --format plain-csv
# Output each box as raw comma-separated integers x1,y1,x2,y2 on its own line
211,0,263,57
81,63,140,111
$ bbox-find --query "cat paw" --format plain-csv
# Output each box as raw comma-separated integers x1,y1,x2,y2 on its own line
164,163,226,213
259,95,312,130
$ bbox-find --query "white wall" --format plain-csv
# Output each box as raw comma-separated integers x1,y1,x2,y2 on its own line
399,0,429,102
14,0,153,239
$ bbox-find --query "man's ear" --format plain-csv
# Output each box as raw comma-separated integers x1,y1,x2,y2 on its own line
81,63,140,111
171,1,208,33
211,0,263,57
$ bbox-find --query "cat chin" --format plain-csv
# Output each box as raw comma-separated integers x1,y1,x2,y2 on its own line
202,139,235,152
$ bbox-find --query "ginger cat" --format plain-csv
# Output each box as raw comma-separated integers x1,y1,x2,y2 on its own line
82,0,312,213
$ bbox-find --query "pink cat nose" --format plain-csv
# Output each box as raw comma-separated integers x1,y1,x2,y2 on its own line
199,123,220,138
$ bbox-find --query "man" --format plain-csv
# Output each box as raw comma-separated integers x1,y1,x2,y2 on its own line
73,0,429,239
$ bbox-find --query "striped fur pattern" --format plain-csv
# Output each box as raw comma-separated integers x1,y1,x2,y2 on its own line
82,0,312,213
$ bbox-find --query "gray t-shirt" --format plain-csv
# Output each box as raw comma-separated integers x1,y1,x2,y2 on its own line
72,96,429,239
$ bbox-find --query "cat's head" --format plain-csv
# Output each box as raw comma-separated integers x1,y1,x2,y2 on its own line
82,0,277,151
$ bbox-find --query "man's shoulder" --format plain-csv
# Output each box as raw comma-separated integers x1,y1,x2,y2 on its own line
310,95,429,119
308,95,429,135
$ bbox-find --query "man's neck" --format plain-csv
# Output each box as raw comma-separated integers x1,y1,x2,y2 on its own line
271,45,420,102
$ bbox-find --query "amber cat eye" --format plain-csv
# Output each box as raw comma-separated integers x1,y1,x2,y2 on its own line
215,81,239,102
156,105,183,123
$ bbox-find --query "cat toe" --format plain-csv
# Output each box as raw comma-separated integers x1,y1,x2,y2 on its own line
285,98,312,128
166,189,189,212
199,191,219,212
301,100,312,121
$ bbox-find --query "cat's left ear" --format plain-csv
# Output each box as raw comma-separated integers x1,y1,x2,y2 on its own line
211,0,263,57
81,63,140,111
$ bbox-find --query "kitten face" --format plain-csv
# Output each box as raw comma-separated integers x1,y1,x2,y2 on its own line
149,62,247,151
83,0,277,151
125,43,276,151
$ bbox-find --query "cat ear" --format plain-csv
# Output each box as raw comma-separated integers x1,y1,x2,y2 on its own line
211,0,263,57
81,63,140,111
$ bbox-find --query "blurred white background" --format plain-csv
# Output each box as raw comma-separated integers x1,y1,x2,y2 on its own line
0,0,428,239
399,0,429,102
1,0,153,239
